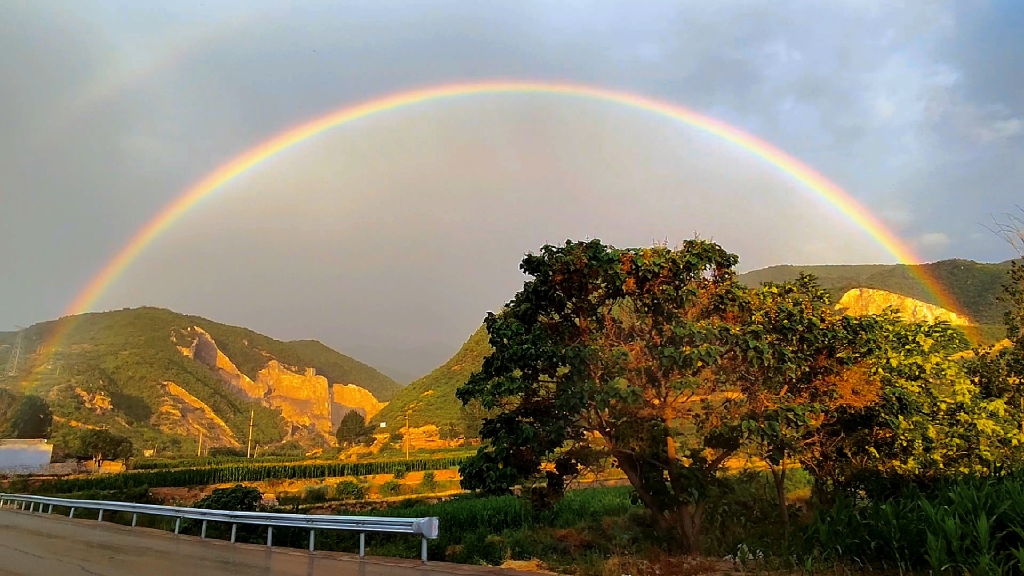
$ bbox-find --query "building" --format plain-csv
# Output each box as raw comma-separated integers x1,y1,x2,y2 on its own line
0,439,54,475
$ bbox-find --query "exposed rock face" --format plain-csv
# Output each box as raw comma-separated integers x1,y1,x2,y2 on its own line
179,326,384,446
74,388,112,413
187,327,268,399
331,383,387,429
153,381,240,448
256,362,333,441
837,288,970,325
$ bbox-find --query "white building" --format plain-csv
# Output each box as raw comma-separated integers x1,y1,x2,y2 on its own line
0,439,54,475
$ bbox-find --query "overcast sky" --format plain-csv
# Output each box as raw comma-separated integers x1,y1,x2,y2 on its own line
2,1,1022,379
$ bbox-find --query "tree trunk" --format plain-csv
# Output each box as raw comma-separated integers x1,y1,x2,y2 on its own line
679,502,706,555
768,455,789,529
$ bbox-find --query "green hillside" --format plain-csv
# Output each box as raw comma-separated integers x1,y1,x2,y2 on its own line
371,325,491,431
0,307,401,455
738,259,1013,326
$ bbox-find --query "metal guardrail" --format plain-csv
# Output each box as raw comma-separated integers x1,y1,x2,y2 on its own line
0,493,440,562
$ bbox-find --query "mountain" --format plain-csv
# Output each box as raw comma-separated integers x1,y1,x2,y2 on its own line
0,307,400,454
737,259,1013,326
370,325,491,431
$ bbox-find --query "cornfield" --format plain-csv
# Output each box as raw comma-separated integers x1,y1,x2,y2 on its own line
34,456,468,494
132,456,309,470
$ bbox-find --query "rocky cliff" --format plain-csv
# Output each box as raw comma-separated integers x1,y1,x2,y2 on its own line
331,383,387,429
837,288,971,325
178,326,383,445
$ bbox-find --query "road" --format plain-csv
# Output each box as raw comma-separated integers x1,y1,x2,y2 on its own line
0,509,533,576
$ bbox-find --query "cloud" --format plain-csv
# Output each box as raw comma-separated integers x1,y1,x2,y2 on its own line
1,0,1022,373
916,232,952,248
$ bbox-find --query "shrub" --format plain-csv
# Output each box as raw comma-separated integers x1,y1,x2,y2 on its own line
420,471,437,493
304,485,329,504
334,480,367,501
380,479,403,498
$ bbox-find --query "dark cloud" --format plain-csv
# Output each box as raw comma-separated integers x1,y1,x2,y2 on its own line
1,0,1021,377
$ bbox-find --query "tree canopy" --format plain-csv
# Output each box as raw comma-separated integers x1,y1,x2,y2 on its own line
457,238,1024,554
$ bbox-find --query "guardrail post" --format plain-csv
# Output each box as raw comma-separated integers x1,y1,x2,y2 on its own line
29,502,35,513
98,509,104,522
174,517,181,534
267,526,273,548
421,537,428,563
132,513,138,527
308,530,315,552
201,520,207,539
359,533,365,558
69,507,75,518
230,524,237,543
48,504,53,514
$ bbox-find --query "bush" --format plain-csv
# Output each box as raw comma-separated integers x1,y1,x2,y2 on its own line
393,468,407,480
420,471,437,493
194,484,262,511
380,479,403,498
334,480,367,501
303,485,329,504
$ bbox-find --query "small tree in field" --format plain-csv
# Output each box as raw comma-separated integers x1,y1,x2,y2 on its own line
335,410,369,447
457,238,748,554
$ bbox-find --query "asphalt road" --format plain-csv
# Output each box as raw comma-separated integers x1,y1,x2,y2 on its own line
0,509,531,576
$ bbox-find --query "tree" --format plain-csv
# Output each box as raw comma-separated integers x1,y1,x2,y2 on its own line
457,239,748,554
725,275,878,527
810,315,1021,501
335,410,369,447
0,391,52,439
65,428,135,463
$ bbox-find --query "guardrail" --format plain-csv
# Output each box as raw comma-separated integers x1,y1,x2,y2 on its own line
0,493,439,562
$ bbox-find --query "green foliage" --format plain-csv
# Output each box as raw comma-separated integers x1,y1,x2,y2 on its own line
458,239,749,553
32,456,466,493
738,259,1014,328
4,307,400,452
458,239,1024,556
372,326,492,431
0,389,52,439
333,480,367,501
303,485,329,504
800,474,1024,574
380,479,403,497
194,484,262,511
58,428,134,462
420,470,437,492
335,410,371,446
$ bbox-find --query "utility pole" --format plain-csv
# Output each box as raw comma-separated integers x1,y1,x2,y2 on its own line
246,409,254,458
405,409,410,460
197,430,203,457
4,328,25,378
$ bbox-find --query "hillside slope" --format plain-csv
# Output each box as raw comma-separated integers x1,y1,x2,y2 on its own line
0,307,400,454
371,325,491,431
738,259,1013,325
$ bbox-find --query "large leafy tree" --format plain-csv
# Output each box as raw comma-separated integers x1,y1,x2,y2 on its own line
457,238,748,553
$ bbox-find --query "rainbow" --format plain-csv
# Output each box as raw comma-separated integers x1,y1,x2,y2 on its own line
43,80,970,355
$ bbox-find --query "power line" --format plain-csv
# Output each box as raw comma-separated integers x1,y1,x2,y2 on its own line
4,328,25,378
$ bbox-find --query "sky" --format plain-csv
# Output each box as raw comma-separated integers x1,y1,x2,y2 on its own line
1,0,1022,381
